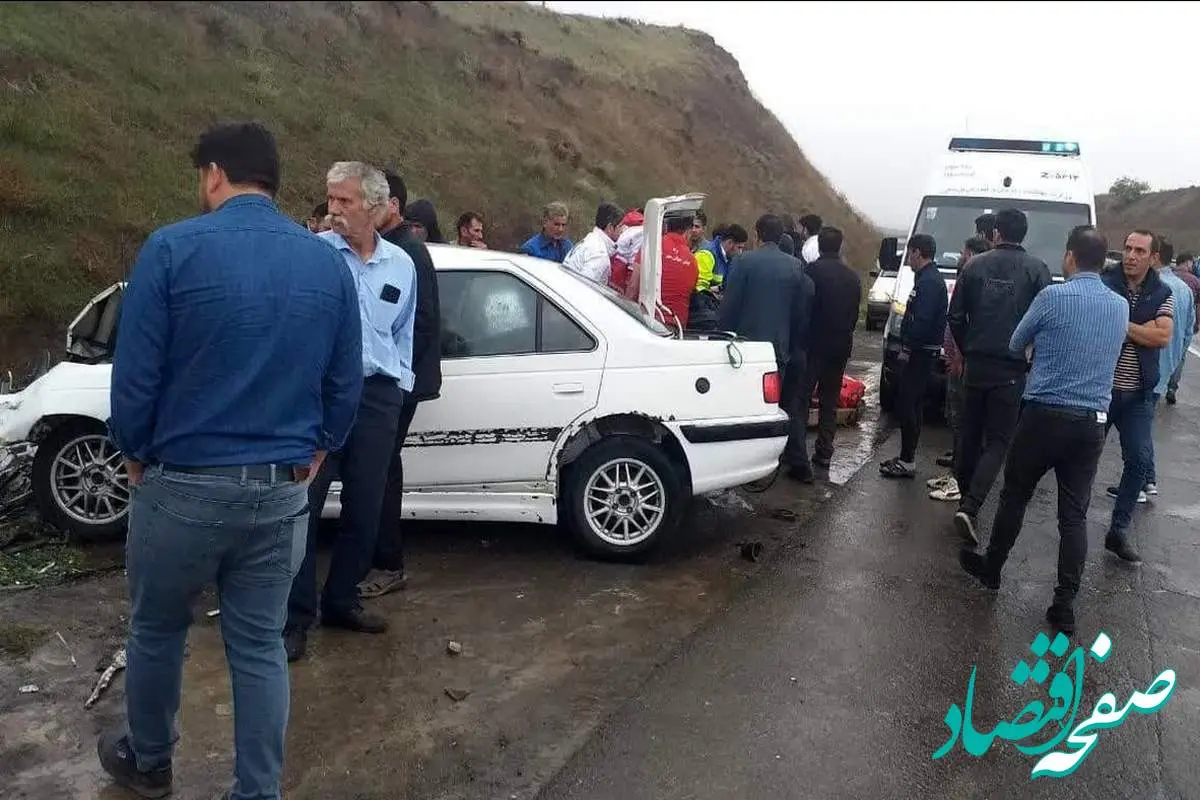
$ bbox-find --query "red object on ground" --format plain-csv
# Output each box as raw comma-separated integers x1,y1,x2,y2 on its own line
812,376,866,409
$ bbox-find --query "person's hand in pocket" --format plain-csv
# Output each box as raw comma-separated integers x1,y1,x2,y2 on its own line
124,460,145,486
293,450,327,486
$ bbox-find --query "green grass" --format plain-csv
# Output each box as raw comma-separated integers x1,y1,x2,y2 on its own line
0,1,879,363
0,542,86,589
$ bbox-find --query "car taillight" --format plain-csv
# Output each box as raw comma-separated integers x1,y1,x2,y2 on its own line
762,371,781,404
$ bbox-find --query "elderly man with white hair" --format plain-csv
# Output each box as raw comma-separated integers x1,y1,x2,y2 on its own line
284,161,418,662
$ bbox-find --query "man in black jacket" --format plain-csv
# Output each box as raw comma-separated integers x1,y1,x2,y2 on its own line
797,226,862,471
719,214,815,482
881,234,948,478
359,169,444,600
947,208,1051,542
1100,229,1174,564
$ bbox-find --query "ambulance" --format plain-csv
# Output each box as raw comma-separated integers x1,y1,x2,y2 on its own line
876,137,1096,412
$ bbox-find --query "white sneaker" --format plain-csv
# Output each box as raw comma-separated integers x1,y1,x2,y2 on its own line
929,478,961,502
927,474,955,489
1144,483,1158,497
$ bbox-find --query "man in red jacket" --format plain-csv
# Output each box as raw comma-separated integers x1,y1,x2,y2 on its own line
660,214,700,329
624,214,699,330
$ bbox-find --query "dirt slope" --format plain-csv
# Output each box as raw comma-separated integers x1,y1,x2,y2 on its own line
0,1,878,374
1096,186,1200,253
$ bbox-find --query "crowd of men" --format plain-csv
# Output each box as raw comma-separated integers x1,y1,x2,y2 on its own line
89,118,1196,800
875,207,1196,639
95,120,864,800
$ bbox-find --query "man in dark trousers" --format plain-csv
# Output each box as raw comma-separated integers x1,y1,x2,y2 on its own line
718,214,814,481
285,162,418,662
947,208,1052,543
102,123,363,799
960,226,1129,635
880,234,947,478
357,169,444,601
1100,229,1174,564
796,226,862,472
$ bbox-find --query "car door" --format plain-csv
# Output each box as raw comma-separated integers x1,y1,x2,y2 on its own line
405,265,605,490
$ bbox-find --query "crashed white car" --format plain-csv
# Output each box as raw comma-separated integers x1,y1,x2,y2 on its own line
0,195,787,559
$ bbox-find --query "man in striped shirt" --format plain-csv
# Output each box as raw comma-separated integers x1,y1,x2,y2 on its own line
960,226,1128,635
1100,230,1174,564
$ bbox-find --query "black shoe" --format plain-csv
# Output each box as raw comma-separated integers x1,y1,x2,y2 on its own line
1105,535,1142,564
1046,603,1076,636
1166,390,1177,405
953,511,978,545
936,451,954,468
786,465,815,484
97,729,173,799
958,549,1000,590
284,626,307,663
813,455,832,469
322,606,388,634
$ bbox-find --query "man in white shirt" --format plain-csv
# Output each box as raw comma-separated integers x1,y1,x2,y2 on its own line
798,213,823,266
562,202,624,284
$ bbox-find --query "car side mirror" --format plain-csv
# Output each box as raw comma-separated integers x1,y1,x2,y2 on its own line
878,236,901,270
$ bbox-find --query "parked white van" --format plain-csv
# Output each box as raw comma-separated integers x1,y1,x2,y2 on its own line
875,137,1095,411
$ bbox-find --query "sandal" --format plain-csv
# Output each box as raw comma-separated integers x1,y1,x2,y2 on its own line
880,460,915,479
358,569,408,599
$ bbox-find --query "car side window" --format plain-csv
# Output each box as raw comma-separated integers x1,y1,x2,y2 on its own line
437,271,595,358
540,300,595,353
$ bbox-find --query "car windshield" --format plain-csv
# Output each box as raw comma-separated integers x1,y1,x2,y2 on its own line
909,196,1091,276
558,267,673,336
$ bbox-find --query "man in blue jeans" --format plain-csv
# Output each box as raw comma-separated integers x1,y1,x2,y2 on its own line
1100,229,1174,564
103,122,364,800
1136,239,1195,497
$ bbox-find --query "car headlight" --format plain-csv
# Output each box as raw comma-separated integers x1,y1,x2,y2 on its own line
869,288,891,302
892,300,906,316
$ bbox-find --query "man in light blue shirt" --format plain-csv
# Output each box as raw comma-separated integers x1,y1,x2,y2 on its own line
960,226,1128,636
1141,239,1195,495
286,162,417,661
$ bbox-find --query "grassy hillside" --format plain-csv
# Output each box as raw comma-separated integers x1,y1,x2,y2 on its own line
0,1,879,372
1096,186,1200,254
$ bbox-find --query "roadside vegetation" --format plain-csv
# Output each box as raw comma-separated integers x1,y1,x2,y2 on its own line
0,1,878,373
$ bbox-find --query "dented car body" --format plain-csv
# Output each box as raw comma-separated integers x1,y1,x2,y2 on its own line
0,195,787,558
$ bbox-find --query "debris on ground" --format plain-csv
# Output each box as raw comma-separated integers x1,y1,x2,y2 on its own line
55,631,77,667
447,640,463,655
85,646,126,709
704,488,754,513
444,687,471,702
770,508,798,523
18,684,40,694
738,541,764,563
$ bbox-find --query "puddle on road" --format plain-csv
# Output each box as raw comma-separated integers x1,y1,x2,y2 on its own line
826,357,892,486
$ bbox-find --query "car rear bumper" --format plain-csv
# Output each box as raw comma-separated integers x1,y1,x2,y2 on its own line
670,415,788,495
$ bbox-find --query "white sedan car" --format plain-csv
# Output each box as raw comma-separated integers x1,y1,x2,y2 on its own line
0,196,788,559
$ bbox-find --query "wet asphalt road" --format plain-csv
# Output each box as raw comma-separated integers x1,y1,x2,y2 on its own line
539,369,1200,798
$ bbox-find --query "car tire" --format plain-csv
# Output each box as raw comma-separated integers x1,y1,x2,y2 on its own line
562,435,686,562
879,365,897,413
32,419,131,541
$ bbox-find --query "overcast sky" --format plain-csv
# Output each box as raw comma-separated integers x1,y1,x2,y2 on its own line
546,1,1198,230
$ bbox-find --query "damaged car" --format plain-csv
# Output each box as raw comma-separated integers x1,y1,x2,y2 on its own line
0,194,788,559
